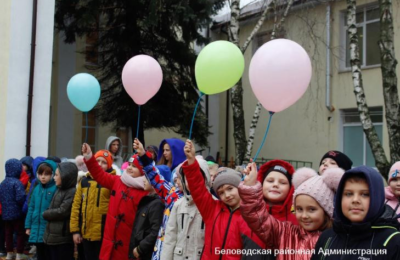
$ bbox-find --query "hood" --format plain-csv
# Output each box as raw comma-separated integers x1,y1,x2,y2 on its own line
37,160,58,173
105,136,122,157
335,166,385,224
5,159,22,179
257,159,295,184
36,160,58,187
57,162,78,190
32,157,46,176
179,156,211,203
156,165,172,183
157,138,186,170
266,185,295,220
20,156,33,172
385,186,398,201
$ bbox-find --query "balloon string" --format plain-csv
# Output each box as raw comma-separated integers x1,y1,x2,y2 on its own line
189,92,204,140
136,105,141,138
253,111,275,162
85,112,88,144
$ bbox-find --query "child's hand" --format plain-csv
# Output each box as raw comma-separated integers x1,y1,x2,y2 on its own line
184,140,195,165
26,229,30,236
73,233,82,244
243,162,258,186
133,247,140,258
82,143,93,160
133,138,145,156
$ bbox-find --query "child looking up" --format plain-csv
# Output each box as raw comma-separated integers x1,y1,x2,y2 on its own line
82,143,148,260
312,166,400,259
319,150,352,175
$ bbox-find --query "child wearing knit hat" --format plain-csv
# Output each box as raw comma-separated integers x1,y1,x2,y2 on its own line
239,163,344,260
133,139,184,259
182,140,265,260
70,150,117,260
257,160,298,225
312,166,400,260
319,150,353,175
384,161,400,222
81,143,148,260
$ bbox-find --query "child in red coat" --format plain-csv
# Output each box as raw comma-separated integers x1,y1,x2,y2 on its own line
82,143,149,260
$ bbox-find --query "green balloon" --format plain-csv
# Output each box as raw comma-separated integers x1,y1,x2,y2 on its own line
195,41,245,95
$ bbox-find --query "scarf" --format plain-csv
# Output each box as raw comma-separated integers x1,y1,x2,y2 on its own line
120,172,145,189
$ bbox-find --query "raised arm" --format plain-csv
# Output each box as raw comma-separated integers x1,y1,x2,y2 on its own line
82,143,116,190
134,138,173,203
182,140,217,221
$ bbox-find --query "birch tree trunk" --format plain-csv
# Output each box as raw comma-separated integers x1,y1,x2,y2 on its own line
244,0,294,162
378,0,400,170
228,0,247,165
346,0,389,178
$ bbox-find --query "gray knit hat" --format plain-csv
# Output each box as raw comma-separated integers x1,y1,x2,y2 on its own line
212,168,242,191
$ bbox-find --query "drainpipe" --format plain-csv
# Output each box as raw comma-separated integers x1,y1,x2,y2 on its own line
26,0,38,155
325,3,334,112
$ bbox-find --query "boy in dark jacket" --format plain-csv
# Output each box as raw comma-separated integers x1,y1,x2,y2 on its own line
0,159,27,260
312,166,400,259
129,177,164,259
42,162,77,260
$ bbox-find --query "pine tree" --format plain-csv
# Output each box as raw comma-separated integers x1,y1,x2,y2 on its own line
55,0,225,146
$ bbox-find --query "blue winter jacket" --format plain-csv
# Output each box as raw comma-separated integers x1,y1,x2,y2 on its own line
0,159,26,220
25,160,57,243
22,157,46,214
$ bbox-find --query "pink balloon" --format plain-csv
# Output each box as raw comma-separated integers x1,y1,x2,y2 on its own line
249,39,312,112
122,55,163,105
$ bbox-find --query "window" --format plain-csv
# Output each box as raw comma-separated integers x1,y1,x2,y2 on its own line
343,4,380,68
82,112,97,152
252,29,285,54
342,107,383,167
116,128,131,161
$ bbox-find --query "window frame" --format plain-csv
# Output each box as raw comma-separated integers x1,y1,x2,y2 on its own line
340,107,383,167
82,112,97,152
339,3,380,72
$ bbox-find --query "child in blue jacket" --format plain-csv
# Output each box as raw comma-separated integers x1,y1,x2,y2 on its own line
0,159,27,260
25,160,58,260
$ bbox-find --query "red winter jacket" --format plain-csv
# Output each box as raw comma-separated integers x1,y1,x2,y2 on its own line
20,170,29,190
182,160,265,260
84,156,148,260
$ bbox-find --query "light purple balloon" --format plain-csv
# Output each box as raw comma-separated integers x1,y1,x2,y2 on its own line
249,39,312,113
122,55,163,105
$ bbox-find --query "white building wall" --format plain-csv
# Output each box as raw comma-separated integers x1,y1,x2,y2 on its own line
2,0,55,175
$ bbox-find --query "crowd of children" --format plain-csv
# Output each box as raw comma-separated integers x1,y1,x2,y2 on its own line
1,136,400,260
